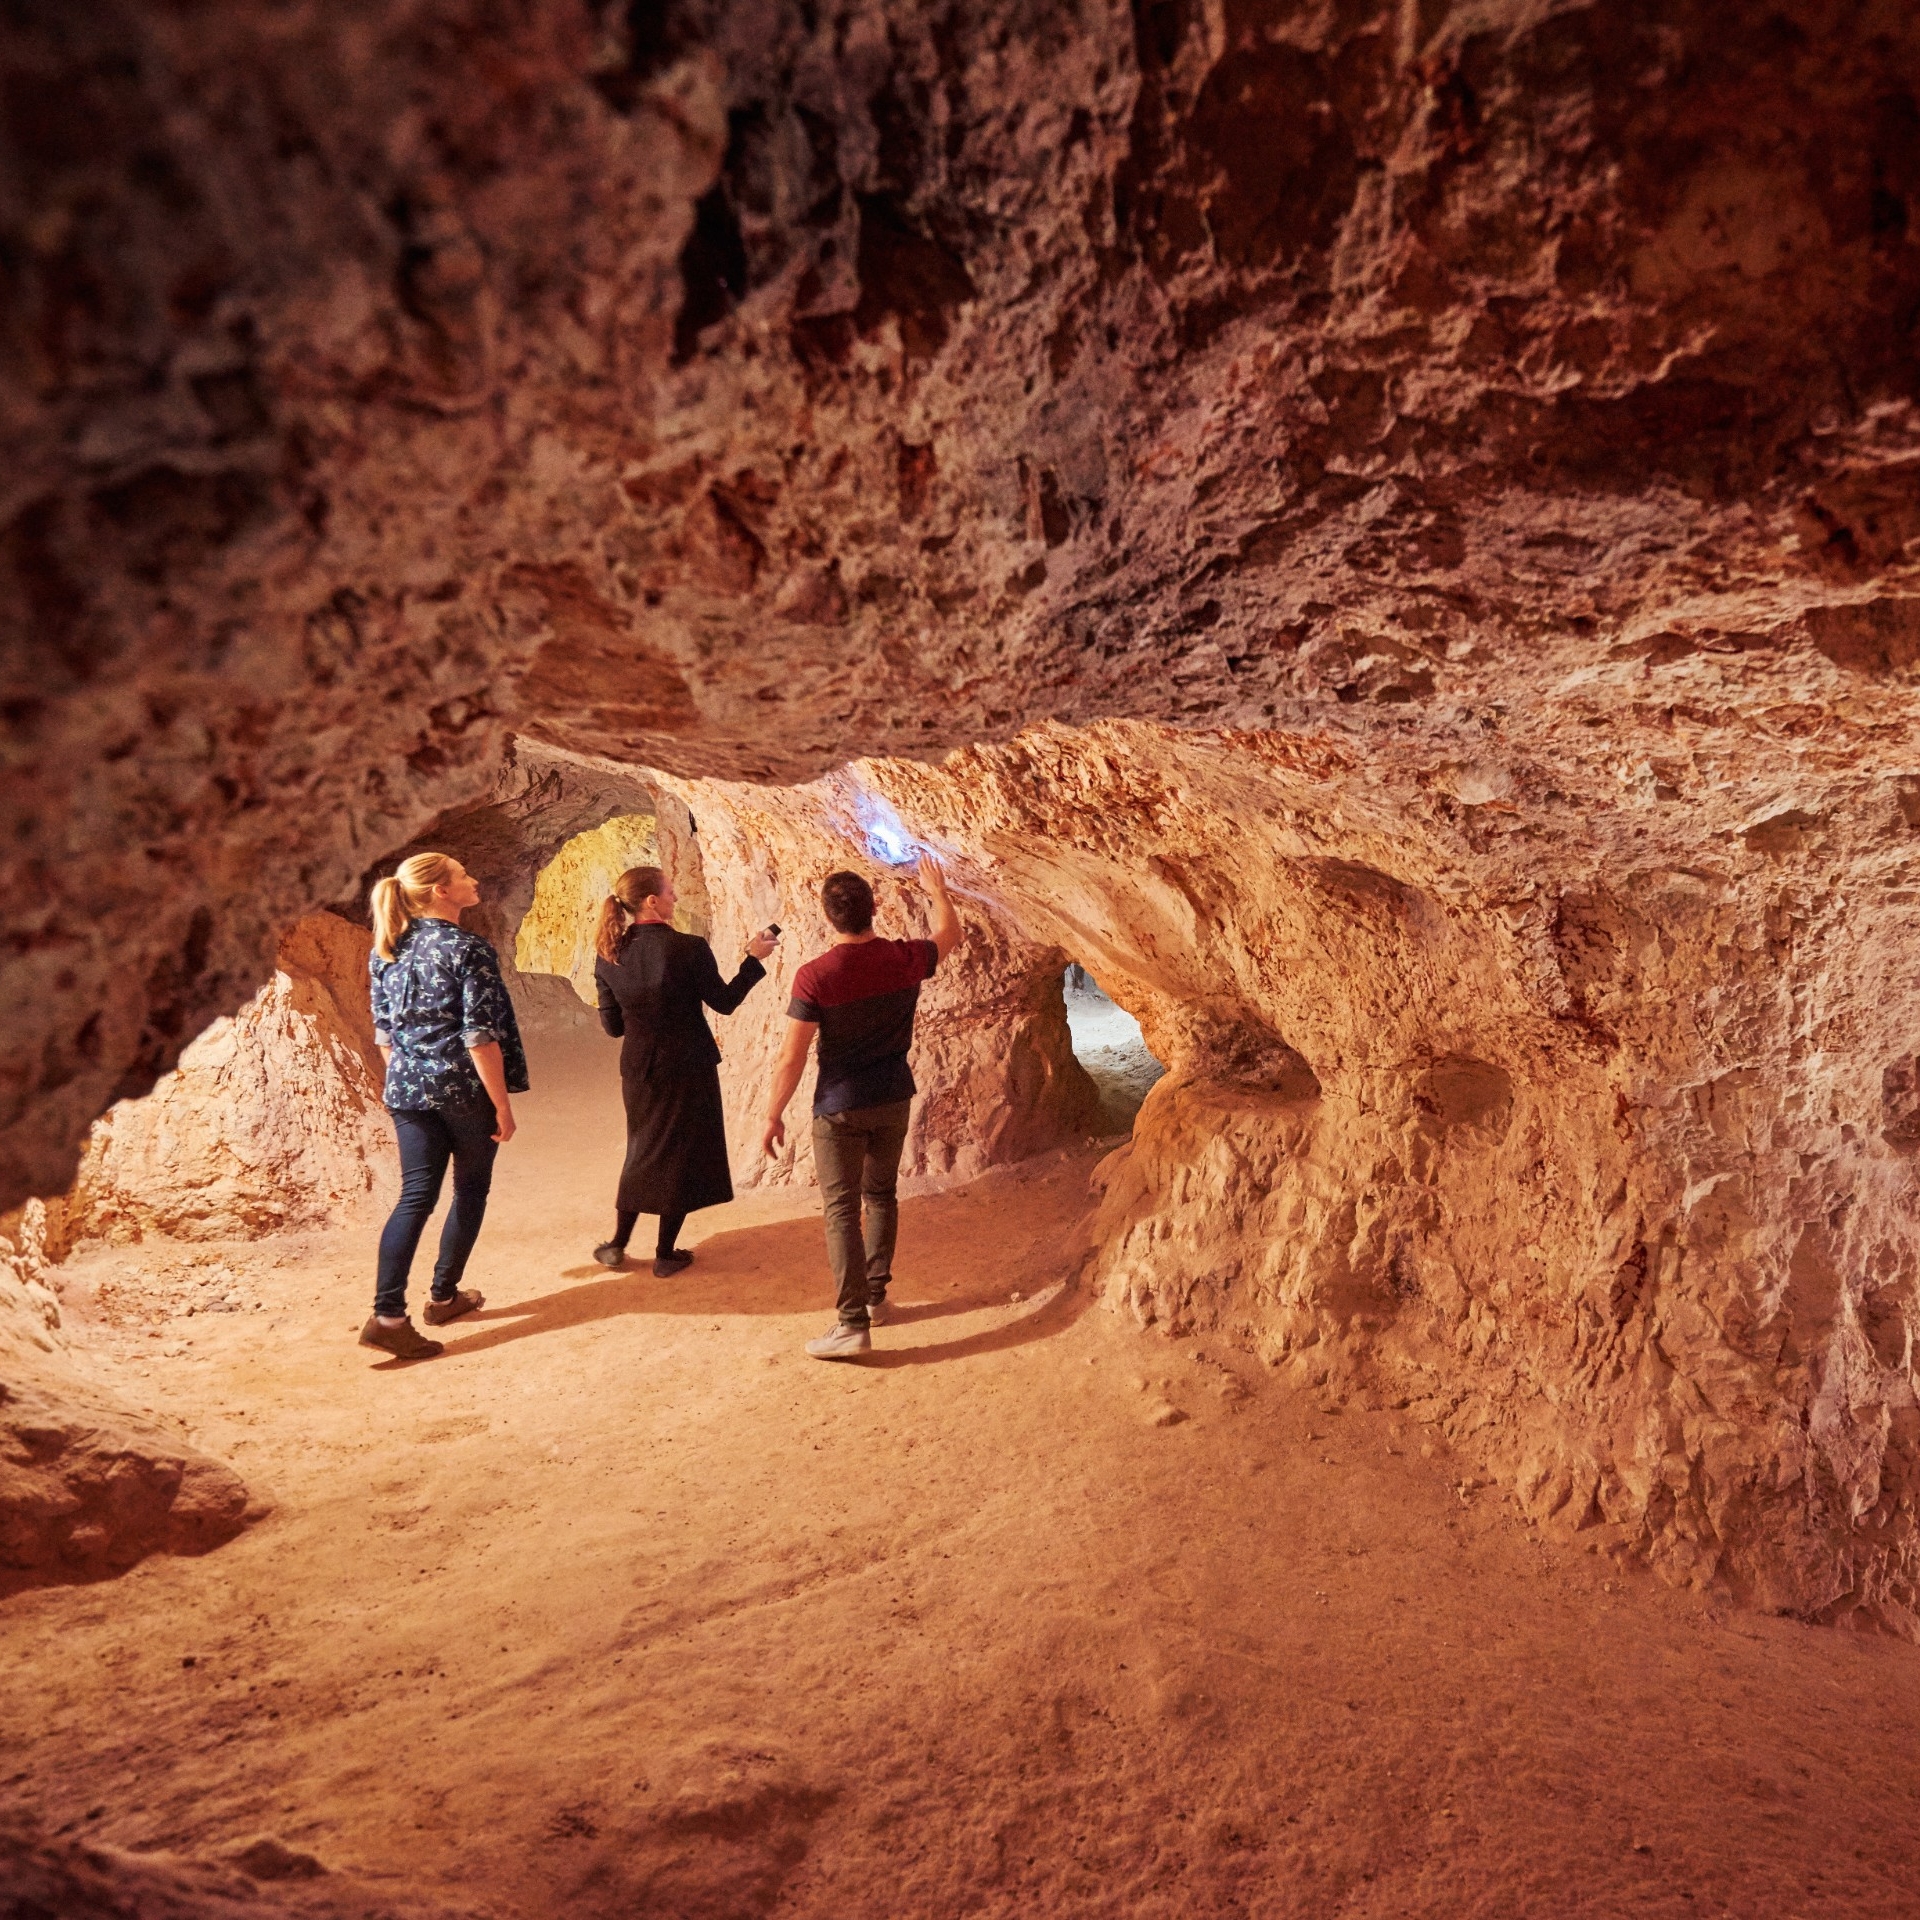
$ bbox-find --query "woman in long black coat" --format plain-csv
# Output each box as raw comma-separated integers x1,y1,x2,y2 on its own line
592,864,776,1276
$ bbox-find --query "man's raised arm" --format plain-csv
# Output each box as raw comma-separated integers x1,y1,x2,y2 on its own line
917,853,960,963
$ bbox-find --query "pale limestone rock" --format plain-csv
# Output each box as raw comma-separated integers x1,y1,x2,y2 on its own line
64,915,393,1245
649,771,1105,1189
0,1197,73,1353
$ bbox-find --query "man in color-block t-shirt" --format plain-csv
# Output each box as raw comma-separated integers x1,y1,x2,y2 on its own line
761,855,961,1359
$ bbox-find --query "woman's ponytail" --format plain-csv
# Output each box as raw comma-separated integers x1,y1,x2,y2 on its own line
371,852,458,960
594,894,627,964
595,865,667,962
371,877,408,962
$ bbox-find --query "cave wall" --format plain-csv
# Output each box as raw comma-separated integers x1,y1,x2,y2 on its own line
653,769,1105,1187
9,0,1919,1214
64,913,394,1246
817,720,1920,1629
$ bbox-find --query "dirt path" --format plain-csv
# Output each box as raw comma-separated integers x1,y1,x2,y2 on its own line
6,1032,1920,1919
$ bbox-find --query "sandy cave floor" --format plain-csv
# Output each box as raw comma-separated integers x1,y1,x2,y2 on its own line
7,1034,1920,1918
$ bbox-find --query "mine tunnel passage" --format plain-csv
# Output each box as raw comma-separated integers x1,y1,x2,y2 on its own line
1063,964,1165,1133
19,738,1920,1916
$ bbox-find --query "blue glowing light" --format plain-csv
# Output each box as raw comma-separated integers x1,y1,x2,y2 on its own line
865,817,917,864
852,791,921,867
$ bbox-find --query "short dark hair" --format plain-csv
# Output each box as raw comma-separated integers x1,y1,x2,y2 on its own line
821,870,875,934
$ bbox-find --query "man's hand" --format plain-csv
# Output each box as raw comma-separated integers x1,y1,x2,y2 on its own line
762,1017,814,1158
492,1104,517,1145
747,928,778,961
916,852,961,962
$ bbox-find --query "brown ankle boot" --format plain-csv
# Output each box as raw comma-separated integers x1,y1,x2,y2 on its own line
358,1316,444,1360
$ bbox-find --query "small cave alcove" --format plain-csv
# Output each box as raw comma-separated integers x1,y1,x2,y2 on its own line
1062,963,1165,1134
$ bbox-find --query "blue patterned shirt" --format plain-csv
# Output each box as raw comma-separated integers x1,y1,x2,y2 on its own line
369,917,529,1112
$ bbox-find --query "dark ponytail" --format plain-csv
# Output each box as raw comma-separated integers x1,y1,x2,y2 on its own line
595,865,666,961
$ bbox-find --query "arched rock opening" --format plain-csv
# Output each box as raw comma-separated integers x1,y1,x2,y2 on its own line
1062,965,1165,1135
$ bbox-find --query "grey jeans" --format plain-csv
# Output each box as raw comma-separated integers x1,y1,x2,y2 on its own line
811,1099,912,1327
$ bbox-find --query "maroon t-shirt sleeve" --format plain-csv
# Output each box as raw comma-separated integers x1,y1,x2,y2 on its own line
789,940,934,1022
789,958,823,1024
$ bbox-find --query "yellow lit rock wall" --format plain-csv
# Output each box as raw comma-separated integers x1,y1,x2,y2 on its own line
513,814,660,1006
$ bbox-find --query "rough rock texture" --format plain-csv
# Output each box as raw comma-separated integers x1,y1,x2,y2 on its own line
0,1197,72,1344
656,768,1107,1186
0,1318,262,1598
0,918,375,1592
65,915,394,1245
10,0,1920,1206
0,1813,478,1919
515,809,661,1003
6,1,1920,1623
792,722,1920,1629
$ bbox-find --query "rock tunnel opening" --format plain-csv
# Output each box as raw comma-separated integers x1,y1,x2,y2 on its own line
1062,963,1165,1134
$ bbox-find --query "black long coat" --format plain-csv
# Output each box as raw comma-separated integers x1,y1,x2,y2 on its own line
594,923,766,1215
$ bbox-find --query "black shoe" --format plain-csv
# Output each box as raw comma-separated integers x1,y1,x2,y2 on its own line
653,1249,694,1279
593,1242,628,1269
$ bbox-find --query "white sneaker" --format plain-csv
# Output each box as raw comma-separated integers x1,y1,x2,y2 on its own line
866,1295,892,1326
806,1322,872,1361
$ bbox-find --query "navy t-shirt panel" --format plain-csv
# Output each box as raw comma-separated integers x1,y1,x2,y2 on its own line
789,938,939,1115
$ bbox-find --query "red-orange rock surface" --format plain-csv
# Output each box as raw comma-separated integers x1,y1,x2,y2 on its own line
809,722,1920,1626
5,0,1920,1633
0,1322,261,1599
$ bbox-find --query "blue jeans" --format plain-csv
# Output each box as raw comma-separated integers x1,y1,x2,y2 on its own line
374,1105,499,1318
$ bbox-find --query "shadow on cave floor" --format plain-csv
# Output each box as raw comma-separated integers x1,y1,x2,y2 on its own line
354,1023,1100,1369
422,1217,1090,1367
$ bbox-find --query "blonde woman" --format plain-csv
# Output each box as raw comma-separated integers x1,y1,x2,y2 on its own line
592,865,776,1273
362,852,528,1361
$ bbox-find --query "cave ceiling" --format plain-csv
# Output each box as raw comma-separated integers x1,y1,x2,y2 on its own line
3,0,1920,1204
